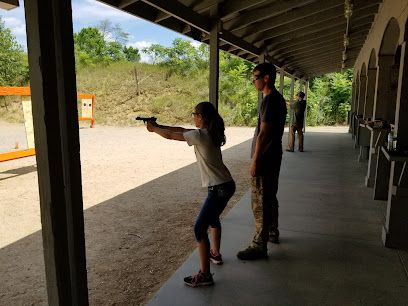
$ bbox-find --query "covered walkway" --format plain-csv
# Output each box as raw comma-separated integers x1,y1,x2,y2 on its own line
148,128,408,306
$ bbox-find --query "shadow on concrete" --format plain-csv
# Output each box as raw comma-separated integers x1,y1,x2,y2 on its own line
0,165,37,182
148,131,408,306
0,139,252,305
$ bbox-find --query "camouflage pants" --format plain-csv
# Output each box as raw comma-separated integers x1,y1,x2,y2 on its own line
251,158,282,249
288,124,304,151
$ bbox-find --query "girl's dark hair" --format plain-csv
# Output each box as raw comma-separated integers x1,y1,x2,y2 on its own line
195,101,226,147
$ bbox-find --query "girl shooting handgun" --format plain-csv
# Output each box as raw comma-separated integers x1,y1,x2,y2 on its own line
144,101,235,287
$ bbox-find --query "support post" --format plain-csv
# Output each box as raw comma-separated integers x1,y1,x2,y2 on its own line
209,8,220,109
257,52,266,106
279,67,285,95
24,1,88,305
303,80,309,133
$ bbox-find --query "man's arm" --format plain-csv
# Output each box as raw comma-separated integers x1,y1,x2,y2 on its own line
147,122,187,141
250,121,273,177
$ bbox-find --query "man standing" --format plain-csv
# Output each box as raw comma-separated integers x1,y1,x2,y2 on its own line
237,63,287,260
287,91,307,152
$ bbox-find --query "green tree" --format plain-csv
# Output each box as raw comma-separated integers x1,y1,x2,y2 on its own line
0,17,29,86
74,27,108,60
144,38,208,78
219,52,257,125
106,41,125,61
307,69,352,125
123,46,140,62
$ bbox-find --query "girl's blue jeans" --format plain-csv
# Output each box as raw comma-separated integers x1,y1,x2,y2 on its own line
194,180,236,242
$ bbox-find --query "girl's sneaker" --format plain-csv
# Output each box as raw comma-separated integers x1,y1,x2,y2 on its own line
209,250,223,265
184,271,214,287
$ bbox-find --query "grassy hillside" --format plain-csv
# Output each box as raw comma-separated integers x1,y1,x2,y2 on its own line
0,62,217,126
76,62,210,126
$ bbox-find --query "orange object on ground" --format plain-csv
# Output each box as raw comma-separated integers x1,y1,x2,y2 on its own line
0,148,36,162
0,86,95,162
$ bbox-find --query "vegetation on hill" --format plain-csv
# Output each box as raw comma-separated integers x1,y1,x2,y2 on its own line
0,18,352,127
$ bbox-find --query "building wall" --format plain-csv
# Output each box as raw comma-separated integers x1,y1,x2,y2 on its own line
353,0,408,75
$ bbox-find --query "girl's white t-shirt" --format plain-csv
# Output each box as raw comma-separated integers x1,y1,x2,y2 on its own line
183,129,233,187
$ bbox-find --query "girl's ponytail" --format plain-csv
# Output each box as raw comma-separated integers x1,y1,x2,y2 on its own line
195,102,226,147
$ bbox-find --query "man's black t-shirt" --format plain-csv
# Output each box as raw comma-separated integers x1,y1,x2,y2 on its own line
251,87,287,168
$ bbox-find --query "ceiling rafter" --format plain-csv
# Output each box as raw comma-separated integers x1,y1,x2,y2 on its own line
264,14,374,53
255,8,375,48
272,28,368,56
284,46,361,63
224,0,316,32
219,0,268,20
293,51,358,66
239,0,343,41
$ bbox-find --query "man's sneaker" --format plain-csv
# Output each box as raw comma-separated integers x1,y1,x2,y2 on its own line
209,250,223,265
269,229,280,244
184,271,214,287
237,246,268,260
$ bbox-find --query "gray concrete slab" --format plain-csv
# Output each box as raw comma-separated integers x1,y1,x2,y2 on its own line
147,130,408,306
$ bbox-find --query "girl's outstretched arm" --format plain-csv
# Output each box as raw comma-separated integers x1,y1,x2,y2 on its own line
155,123,193,133
146,121,190,141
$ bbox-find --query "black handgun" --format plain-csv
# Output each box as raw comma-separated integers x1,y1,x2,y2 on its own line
136,116,157,123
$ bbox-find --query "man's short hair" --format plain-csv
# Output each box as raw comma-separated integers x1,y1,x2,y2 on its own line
253,63,277,88
297,91,305,99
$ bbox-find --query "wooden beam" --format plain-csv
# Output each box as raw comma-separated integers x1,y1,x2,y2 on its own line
288,56,357,70
0,0,19,10
24,0,88,304
117,0,140,9
279,67,285,95
264,14,374,51
268,26,369,56
289,53,358,68
224,0,315,32
141,0,210,32
277,39,365,62
275,32,365,56
220,0,268,20
256,2,379,45
209,7,219,109
138,0,264,60
240,0,343,41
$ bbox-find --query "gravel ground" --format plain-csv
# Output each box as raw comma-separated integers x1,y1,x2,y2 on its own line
0,121,254,305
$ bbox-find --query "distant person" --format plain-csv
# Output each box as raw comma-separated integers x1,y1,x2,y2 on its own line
145,102,235,287
287,91,307,152
237,63,287,260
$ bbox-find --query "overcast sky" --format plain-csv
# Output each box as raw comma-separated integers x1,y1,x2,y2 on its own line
0,0,200,62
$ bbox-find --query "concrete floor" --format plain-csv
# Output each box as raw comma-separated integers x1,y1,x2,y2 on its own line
147,130,408,306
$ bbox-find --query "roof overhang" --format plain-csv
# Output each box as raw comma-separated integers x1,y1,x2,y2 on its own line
98,0,383,78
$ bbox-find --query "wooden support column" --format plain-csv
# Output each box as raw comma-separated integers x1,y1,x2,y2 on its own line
303,81,309,133
257,53,266,106
0,0,18,9
279,67,285,95
24,1,88,305
209,8,220,109
289,77,295,105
